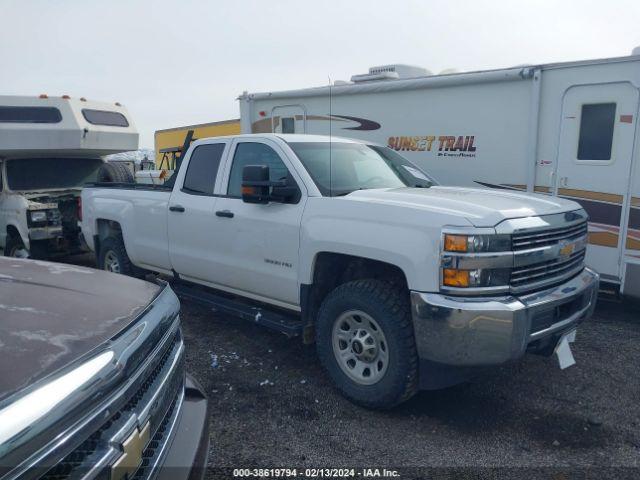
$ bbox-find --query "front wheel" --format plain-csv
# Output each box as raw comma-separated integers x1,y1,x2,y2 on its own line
316,279,418,409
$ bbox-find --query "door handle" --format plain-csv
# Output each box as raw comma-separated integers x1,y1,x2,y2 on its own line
215,210,234,218
169,205,185,212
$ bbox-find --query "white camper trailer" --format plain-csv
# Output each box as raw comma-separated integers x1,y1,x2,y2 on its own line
239,52,640,299
0,95,138,259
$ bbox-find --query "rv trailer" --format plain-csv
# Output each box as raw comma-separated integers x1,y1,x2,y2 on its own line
239,52,640,299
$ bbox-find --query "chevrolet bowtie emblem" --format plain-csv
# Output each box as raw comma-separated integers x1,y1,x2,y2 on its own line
559,241,576,257
112,422,150,480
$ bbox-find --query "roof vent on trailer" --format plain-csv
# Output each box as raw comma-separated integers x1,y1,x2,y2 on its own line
350,64,431,83
632,46,640,56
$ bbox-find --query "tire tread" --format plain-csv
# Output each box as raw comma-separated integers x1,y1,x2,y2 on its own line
316,279,418,409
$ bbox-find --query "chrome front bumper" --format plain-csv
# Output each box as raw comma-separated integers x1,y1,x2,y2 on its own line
410,267,599,367
28,225,63,240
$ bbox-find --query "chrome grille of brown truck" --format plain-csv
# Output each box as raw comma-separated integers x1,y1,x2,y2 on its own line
511,220,588,251
41,330,184,480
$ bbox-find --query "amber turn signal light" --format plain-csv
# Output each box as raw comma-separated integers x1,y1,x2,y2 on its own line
444,234,468,252
443,268,470,287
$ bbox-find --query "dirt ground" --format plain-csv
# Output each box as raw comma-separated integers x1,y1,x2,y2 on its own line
181,298,639,474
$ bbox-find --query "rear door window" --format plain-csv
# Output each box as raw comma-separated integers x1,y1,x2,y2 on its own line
577,103,616,161
182,143,226,195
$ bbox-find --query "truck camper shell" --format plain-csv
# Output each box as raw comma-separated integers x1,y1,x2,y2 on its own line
0,95,138,158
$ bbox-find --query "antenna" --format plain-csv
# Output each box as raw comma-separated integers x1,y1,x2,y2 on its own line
328,76,332,197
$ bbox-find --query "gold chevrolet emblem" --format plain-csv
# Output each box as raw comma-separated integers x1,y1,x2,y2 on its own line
559,241,576,257
111,422,150,480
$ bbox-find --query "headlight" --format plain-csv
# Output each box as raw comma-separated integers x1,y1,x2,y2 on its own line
30,210,47,222
443,233,511,253
441,231,513,292
443,268,511,288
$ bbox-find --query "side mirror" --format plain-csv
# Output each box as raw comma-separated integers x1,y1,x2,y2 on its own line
242,165,271,204
241,165,300,204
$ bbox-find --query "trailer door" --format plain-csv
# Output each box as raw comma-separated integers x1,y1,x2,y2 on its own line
271,105,306,134
555,82,639,282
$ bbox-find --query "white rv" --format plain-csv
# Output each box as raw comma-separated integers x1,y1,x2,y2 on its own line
0,95,138,259
239,52,640,299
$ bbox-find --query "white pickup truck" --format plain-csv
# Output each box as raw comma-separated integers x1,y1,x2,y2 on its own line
81,134,599,408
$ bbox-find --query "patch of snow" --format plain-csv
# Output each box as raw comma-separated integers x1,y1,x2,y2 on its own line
0,304,49,315
26,259,94,275
209,352,219,368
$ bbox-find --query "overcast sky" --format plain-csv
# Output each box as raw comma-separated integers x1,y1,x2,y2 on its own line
2,0,639,147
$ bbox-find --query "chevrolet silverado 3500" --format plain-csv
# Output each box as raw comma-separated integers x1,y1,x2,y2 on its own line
81,134,599,408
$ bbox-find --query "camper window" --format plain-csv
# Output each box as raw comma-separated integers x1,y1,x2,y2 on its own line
577,103,616,161
0,106,62,124
181,143,225,195
82,109,129,127
281,117,295,134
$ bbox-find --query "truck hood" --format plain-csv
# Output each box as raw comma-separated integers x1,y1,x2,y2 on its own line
0,258,161,402
344,186,582,227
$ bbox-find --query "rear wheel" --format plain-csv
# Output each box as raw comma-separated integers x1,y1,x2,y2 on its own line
4,233,29,258
98,236,136,276
316,279,418,409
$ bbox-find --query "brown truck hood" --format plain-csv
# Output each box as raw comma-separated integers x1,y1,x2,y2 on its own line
0,258,161,402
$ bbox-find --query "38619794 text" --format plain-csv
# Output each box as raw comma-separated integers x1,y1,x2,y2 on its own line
232,468,400,478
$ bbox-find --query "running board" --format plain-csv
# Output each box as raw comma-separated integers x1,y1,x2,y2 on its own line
171,281,304,336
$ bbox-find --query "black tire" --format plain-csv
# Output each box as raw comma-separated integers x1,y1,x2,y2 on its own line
315,279,418,409
4,233,29,258
97,162,135,183
98,236,137,276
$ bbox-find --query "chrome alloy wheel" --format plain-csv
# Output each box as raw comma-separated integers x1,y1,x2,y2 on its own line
331,310,389,385
103,250,121,273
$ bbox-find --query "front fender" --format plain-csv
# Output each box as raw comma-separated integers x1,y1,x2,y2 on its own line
299,198,458,292
1,194,30,250
6,223,30,250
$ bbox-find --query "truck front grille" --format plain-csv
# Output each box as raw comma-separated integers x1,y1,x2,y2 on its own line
507,218,588,293
511,220,588,251
511,250,586,293
41,330,184,480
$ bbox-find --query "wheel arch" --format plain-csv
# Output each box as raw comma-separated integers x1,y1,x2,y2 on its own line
300,252,409,333
93,218,124,260
6,223,30,250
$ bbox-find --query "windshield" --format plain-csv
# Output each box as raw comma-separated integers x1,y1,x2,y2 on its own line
6,158,103,191
288,142,436,196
